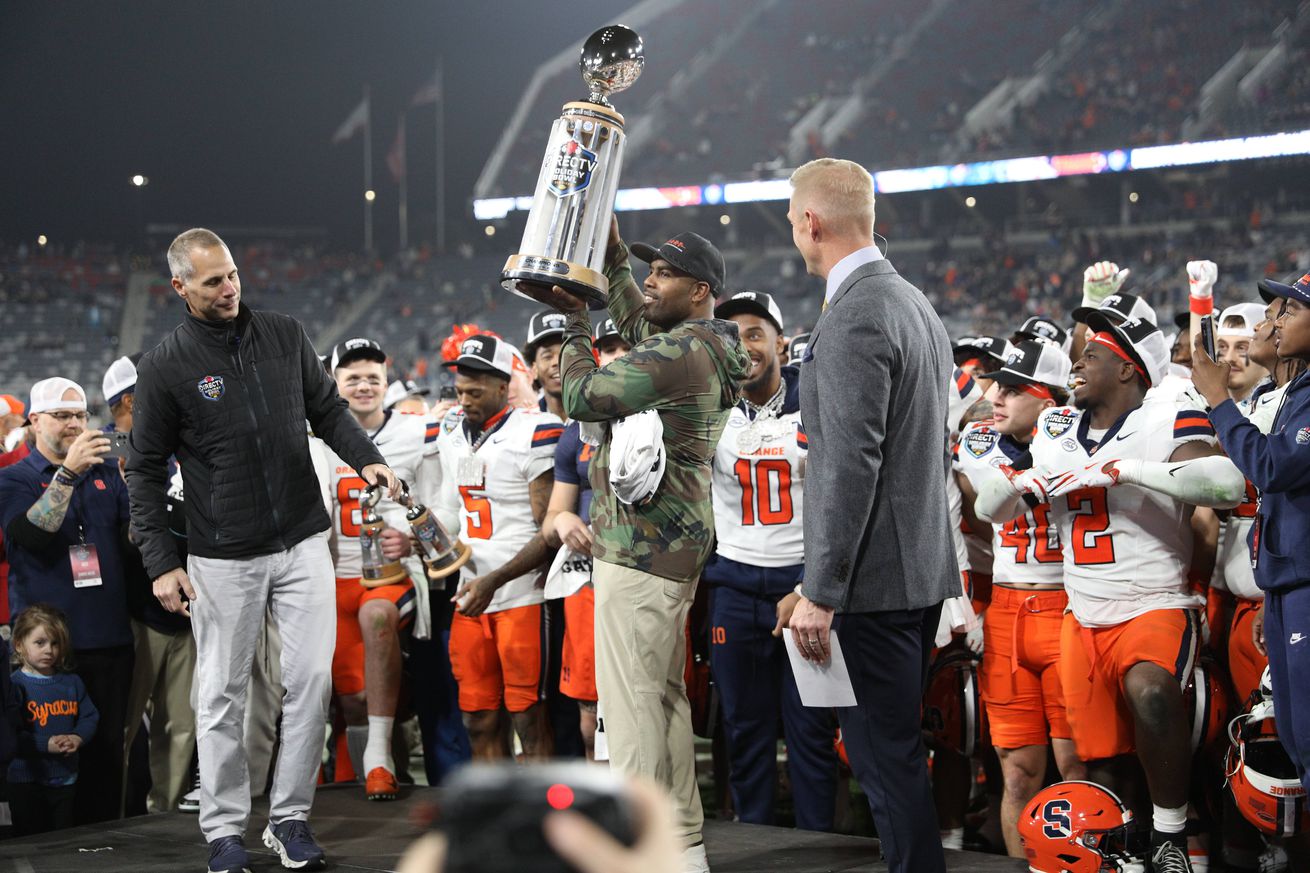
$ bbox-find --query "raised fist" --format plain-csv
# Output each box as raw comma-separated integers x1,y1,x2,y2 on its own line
1082,261,1130,307
1186,260,1218,299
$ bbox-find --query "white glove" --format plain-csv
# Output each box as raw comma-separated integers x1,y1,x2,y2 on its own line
1186,260,1218,300
965,623,985,656
1001,465,1055,502
1082,261,1130,308
1046,459,1133,499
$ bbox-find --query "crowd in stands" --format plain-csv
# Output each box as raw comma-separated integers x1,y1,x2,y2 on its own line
0,243,127,395
969,0,1297,159
628,0,918,186
841,0,1084,169
482,0,1301,199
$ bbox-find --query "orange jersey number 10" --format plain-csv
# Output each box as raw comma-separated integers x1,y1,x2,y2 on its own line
733,458,794,526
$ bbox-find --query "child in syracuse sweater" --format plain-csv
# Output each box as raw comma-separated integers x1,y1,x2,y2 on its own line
7,604,98,836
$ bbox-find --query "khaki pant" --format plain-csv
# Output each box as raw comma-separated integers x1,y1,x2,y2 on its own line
592,560,704,846
123,620,197,813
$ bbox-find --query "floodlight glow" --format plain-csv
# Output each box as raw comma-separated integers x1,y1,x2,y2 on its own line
472,127,1310,216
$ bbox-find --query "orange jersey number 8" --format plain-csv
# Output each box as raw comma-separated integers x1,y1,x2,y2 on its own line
337,475,367,537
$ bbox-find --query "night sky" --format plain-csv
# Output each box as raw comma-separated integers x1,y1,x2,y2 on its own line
0,1,627,250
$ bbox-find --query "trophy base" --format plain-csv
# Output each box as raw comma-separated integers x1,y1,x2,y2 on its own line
360,563,409,589
502,254,609,311
425,540,473,581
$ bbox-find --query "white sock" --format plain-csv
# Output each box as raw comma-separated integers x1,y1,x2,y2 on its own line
364,715,395,775
940,827,964,850
1152,803,1188,835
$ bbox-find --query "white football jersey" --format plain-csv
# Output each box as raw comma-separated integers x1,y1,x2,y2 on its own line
436,406,561,613
1030,401,1217,626
956,422,1065,587
1213,381,1288,601
711,406,806,567
321,411,441,581
947,368,987,575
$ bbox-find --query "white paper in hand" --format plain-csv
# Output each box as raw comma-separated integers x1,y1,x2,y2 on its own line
784,631,857,708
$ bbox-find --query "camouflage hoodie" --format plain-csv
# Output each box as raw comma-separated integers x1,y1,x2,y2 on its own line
560,240,750,583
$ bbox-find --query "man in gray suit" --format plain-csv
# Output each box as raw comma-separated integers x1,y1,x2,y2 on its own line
786,158,957,873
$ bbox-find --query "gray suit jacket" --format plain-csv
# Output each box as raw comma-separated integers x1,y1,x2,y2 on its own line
800,258,959,613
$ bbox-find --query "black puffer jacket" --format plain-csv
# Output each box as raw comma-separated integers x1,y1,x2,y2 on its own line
126,304,384,577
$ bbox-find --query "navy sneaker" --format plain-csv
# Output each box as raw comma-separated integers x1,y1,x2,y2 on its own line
262,820,326,870
207,836,252,873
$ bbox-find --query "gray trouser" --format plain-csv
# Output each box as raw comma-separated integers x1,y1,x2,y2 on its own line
189,532,334,841
188,609,283,800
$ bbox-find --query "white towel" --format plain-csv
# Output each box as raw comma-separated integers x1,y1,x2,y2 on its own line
608,410,666,506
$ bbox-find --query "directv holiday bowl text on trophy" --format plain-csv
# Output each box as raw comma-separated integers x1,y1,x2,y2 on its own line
500,24,644,310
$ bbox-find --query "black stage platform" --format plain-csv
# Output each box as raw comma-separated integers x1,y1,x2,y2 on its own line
0,783,1025,872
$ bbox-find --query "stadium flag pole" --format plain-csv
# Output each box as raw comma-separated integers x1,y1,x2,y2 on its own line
364,86,373,253
411,62,444,253
391,112,409,250
435,62,445,254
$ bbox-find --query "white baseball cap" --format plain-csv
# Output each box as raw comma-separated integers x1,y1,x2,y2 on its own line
30,377,88,415
990,340,1073,391
443,334,517,379
103,355,139,406
1217,303,1268,339
1085,312,1170,388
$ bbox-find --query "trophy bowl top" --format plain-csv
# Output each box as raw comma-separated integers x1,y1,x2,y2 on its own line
580,24,644,105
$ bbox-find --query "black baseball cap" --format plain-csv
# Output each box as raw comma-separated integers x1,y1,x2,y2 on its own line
787,331,811,366
524,310,568,362
331,338,387,370
715,290,784,334
1014,316,1069,349
951,335,1010,362
443,333,515,379
594,318,623,344
989,340,1072,390
1258,271,1310,306
1071,292,1156,327
630,232,725,294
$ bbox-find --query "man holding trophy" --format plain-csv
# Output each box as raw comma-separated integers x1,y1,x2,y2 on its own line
554,222,748,873
502,27,747,872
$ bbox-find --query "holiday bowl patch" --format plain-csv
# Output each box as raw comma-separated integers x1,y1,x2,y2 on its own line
1043,411,1077,439
197,375,224,401
963,427,998,458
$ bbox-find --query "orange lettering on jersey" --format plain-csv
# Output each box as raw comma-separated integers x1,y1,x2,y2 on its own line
748,447,786,457
27,698,78,728
335,465,356,475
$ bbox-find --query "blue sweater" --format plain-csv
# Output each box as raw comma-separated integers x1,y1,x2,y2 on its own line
7,669,98,786
1209,370,1310,592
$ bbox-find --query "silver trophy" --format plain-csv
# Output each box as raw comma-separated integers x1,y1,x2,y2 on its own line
501,25,644,310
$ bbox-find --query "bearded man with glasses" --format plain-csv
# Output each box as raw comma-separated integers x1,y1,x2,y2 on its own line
0,377,137,825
